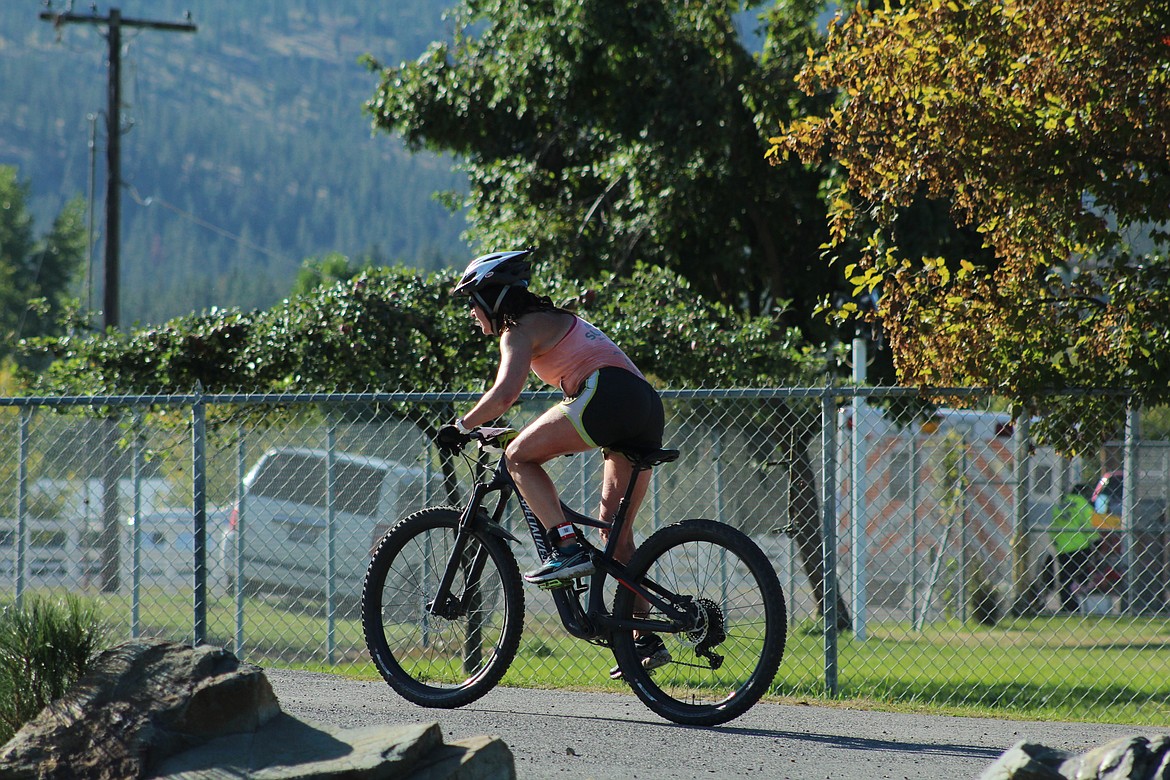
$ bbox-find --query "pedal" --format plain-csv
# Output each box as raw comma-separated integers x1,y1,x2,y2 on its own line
536,576,589,593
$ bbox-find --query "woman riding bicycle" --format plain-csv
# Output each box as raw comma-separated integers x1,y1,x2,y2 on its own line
436,249,669,669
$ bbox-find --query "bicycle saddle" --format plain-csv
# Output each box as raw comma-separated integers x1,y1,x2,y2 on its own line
614,447,680,469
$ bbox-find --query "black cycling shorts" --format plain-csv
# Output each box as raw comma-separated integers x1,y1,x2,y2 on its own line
558,367,664,453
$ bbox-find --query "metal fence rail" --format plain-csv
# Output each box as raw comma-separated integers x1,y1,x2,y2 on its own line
2,388,1167,722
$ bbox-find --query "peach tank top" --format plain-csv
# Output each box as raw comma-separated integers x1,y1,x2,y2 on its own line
530,316,643,395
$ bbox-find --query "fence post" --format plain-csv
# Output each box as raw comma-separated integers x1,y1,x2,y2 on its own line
192,384,207,646
131,414,144,638
1010,416,1031,615
579,453,589,518
325,420,337,665
909,430,920,628
1122,399,1139,615
850,387,868,641
235,426,246,656
820,387,839,697
16,407,31,608
713,425,729,607
424,445,434,504
650,466,661,531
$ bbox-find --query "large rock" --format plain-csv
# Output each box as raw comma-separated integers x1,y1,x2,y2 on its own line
149,719,514,779
980,736,1170,780
0,639,513,780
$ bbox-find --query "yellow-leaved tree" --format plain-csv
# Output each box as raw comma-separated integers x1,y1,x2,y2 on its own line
772,0,1170,451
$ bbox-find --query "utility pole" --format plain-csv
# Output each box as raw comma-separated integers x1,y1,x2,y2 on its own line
40,5,196,595
40,4,197,329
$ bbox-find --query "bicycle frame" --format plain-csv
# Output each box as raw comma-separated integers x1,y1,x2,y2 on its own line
434,446,696,645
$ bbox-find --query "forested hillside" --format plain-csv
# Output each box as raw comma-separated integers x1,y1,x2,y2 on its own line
0,0,467,326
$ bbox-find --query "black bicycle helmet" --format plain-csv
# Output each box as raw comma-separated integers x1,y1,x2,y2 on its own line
452,250,531,295
452,249,532,318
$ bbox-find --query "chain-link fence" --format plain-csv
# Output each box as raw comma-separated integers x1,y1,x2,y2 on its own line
2,388,1167,722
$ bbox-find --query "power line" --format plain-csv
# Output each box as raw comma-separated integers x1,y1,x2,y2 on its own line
126,185,297,266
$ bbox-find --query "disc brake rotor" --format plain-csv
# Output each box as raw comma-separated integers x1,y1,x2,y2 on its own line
684,598,727,668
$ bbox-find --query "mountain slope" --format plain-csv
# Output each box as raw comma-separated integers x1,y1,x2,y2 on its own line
0,0,466,325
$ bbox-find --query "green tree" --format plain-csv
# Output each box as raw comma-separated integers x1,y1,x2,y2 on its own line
0,166,86,368
772,0,1170,449
365,0,841,331
290,252,377,297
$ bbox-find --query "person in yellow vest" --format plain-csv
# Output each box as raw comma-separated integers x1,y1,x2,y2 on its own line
1050,483,1101,613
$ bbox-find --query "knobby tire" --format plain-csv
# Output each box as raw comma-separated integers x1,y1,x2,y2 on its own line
611,519,787,726
362,507,525,708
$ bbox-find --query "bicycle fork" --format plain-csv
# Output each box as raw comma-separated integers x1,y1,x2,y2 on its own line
426,484,517,620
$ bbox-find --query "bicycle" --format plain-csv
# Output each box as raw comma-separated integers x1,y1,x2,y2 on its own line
361,426,787,726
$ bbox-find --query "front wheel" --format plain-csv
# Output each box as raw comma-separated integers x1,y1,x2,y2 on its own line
362,507,525,708
612,519,787,726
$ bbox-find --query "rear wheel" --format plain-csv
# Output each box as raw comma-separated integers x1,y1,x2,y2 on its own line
612,519,786,725
362,507,524,708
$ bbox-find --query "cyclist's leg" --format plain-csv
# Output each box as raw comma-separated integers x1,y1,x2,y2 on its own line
505,407,591,533
586,369,663,627
598,453,651,565
600,453,656,643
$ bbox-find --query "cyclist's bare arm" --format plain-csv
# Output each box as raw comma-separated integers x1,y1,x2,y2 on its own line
461,328,533,427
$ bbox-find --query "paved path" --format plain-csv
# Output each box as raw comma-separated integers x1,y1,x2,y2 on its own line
265,669,1161,779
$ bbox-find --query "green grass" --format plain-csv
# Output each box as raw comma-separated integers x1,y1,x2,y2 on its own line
774,616,1170,724
14,587,1168,726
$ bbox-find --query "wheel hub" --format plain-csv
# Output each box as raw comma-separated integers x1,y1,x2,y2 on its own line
425,594,464,619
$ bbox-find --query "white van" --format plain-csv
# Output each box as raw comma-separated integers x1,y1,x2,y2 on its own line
220,447,439,605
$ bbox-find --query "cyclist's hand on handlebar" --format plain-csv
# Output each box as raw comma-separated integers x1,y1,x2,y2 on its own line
436,422,472,453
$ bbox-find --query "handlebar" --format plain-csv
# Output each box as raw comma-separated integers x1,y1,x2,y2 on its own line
470,426,518,454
